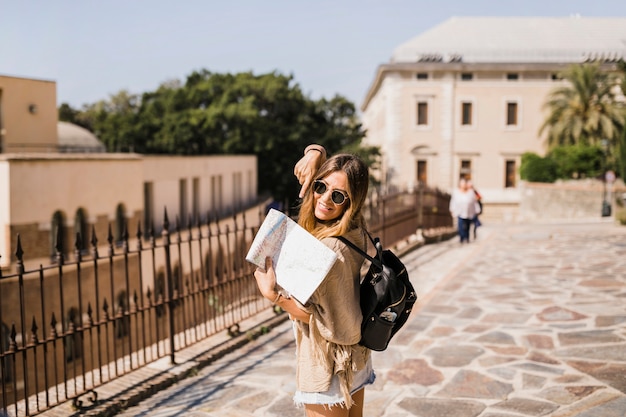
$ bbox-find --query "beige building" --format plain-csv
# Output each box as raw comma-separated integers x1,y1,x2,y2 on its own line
0,75,258,270
361,16,626,220
0,75,58,153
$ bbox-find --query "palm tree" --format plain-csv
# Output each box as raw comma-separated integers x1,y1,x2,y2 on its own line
540,63,624,151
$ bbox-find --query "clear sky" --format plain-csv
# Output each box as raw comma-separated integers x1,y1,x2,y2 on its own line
3,0,626,110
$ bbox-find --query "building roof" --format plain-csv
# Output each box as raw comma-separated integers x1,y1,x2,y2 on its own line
392,16,626,64
57,121,106,152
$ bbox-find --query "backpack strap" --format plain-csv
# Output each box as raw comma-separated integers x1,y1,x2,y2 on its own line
337,231,383,270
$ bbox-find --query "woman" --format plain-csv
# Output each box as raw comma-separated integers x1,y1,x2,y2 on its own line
449,178,478,243
254,145,374,417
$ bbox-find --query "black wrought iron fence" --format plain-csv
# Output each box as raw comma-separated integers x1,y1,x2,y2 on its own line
0,186,450,416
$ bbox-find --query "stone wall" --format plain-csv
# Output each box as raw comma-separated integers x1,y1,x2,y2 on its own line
518,180,626,222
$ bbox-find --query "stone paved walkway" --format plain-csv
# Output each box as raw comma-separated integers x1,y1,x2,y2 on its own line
76,222,626,416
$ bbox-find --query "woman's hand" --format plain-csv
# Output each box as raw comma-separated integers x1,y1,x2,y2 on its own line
254,257,278,300
294,149,324,198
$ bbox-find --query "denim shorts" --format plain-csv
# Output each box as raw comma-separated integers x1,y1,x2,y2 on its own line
293,356,375,407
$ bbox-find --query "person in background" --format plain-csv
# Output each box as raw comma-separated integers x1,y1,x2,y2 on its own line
467,180,482,239
254,144,375,417
449,178,478,243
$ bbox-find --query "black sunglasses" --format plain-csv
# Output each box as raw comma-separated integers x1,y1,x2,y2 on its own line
313,180,349,205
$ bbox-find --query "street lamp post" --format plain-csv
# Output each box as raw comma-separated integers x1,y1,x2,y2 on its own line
601,139,611,217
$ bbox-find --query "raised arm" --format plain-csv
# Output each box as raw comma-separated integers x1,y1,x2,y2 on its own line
294,144,327,198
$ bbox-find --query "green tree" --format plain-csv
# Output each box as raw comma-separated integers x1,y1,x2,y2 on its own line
58,70,373,203
519,152,558,183
540,63,624,151
546,144,603,179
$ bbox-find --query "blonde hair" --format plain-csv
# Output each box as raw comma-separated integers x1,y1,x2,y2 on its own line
298,154,369,239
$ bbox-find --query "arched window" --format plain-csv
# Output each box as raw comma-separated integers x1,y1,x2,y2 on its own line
74,208,89,253
51,210,66,259
115,203,126,245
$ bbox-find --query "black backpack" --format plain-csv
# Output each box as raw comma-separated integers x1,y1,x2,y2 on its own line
337,232,417,351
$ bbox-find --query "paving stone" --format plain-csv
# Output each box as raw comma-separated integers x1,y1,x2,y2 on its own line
492,397,559,416
554,344,626,362
397,397,485,417
479,356,516,367
558,330,624,346
574,396,626,417
536,385,604,405
482,313,532,325
527,351,560,365
595,315,626,327
567,361,626,394
425,345,484,367
522,373,547,389
523,334,555,349
536,306,587,322
474,331,516,345
437,370,513,399
387,359,444,386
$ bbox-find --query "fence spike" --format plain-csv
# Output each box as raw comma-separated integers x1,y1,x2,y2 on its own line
15,233,24,262
107,223,114,256
30,317,39,345
9,324,17,351
87,303,93,325
91,225,98,247
136,221,143,241
74,232,83,261
163,207,170,232
15,234,24,274
91,225,99,259
102,298,109,320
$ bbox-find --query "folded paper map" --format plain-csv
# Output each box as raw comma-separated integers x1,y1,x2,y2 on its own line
246,209,337,304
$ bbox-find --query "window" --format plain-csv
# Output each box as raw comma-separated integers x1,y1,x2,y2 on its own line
416,73,428,80
211,175,223,217
233,172,242,211
461,102,473,125
179,179,188,226
506,102,518,126
51,210,66,258
461,73,473,81
507,73,519,80
143,182,154,237
416,160,427,185
192,178,200,225
417,102,428,125
115,204,126,244
74,208,88,253
460,160,472,180
505,160,516,188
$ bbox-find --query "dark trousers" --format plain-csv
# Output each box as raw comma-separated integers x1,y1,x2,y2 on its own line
457,217,471,243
